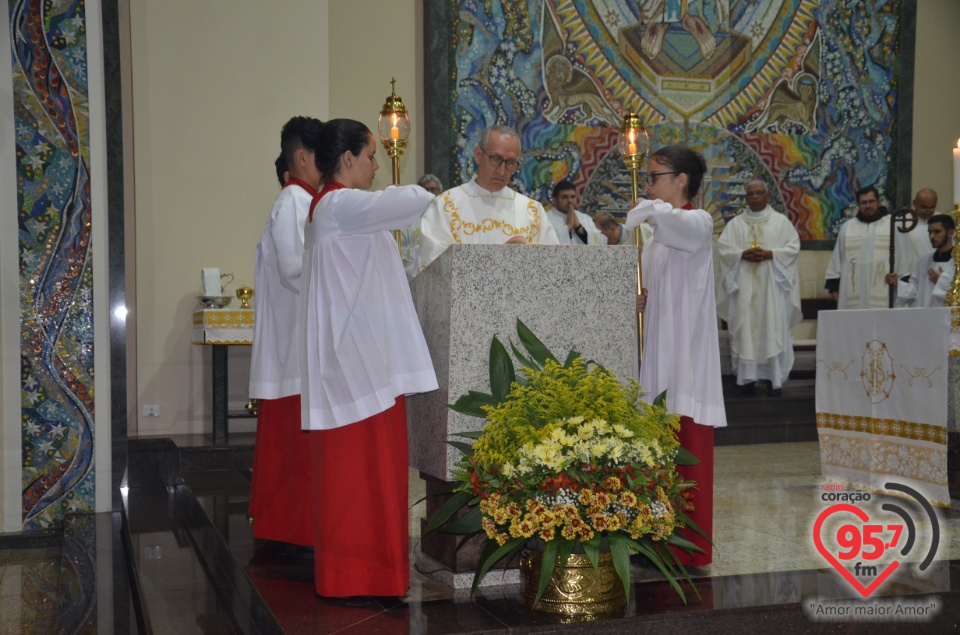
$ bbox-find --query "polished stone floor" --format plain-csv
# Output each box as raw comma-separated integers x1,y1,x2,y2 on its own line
3,441,960,633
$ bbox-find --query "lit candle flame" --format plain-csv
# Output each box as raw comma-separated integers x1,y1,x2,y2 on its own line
391,113,399,140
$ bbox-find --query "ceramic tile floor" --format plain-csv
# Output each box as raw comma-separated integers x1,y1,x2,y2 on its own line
4,441,960,633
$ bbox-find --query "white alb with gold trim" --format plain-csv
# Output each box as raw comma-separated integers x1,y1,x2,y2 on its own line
816,308,950,507
418,177,560,270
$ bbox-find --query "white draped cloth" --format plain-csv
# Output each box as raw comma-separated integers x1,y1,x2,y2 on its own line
300,185,439,430
625,200,727,428
816,308,950,507
546,208,606,245
418,178,560,270
716,206,802,388
249,180,313,399
896,252,956,308
826,214,914,309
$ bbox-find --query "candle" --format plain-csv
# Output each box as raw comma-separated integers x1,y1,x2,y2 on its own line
628,142,637,154
390,113,399,141
953,138,960,205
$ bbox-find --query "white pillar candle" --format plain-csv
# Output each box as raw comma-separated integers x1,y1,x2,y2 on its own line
954,138,960,205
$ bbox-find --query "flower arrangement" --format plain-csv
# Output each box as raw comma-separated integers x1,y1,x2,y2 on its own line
425,320,706,605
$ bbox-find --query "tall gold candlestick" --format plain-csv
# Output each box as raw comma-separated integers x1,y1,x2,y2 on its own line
378,78,410,252
618,111,649,364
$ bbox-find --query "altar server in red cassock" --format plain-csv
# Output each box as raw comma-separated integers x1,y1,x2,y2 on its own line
247,116,323,546
301,119,438,597
626,145,727,566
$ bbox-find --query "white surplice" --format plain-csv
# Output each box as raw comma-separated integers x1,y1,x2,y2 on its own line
625,200,727,428
716,206,802,389
896,251,956,308
546,208,606,245
249,180,313,399
300,185,439,430
418,178,560,270
826,214,914,309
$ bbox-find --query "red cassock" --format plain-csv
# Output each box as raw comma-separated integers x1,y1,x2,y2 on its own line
310,397,409,596
673,416,714,566
249,395,313,546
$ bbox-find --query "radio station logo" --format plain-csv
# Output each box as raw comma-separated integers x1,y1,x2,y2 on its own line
813,481,939,599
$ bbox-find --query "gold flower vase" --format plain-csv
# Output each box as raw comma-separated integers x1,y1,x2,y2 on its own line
519,548,626,616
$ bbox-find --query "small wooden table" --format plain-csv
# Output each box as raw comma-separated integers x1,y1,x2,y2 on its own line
192,308,254,445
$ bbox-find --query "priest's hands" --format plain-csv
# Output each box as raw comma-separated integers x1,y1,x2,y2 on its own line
928,267,944,284
741,247,772,262
636,288,648,314
564,209,579,231
504,236,529,245
884,273,900,286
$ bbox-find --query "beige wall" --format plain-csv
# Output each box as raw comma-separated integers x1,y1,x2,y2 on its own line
328,0,422,190
912,1,960,208
131,0,421,436
131,1,334,435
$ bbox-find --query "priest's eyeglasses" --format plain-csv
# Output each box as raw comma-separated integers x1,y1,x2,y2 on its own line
481,150,520,171
644,171,679,186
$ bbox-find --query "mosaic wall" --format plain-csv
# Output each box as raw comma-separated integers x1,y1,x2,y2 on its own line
446,0,903,240
11,0,95,529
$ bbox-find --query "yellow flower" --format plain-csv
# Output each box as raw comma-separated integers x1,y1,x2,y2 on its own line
561,525,578,540
603,476,622,493
495,532,509,546
539,527,556,541
578,489,594,506
482,517,498,539
619,491,638,507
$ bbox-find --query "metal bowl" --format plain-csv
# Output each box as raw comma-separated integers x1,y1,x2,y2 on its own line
198,296,232,309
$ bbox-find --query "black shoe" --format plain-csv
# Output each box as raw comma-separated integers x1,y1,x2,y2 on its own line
736,382,755,396
768,386,782,397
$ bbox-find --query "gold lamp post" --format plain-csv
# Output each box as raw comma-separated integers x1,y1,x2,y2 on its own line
378,78,411,252
618,111,650,362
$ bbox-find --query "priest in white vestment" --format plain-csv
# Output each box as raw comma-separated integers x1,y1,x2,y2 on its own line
825,185,914,309
547,179,605,245
886,213,956,308
716,180,801,395
418,125,559,270
902,188,938,265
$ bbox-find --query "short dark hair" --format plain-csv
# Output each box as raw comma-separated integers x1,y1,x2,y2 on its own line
280,116,324,167
929,213,956,232
552,179,576,200
313,119,373,179
650,146,707,200
274,153,288,186
856,185,880,202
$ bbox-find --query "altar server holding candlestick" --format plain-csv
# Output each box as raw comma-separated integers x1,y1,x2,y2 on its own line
627,145,727,566
300,118,438,598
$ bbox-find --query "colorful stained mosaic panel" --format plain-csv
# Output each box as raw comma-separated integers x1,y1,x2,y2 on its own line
11,0,95,529
446,0,902,240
